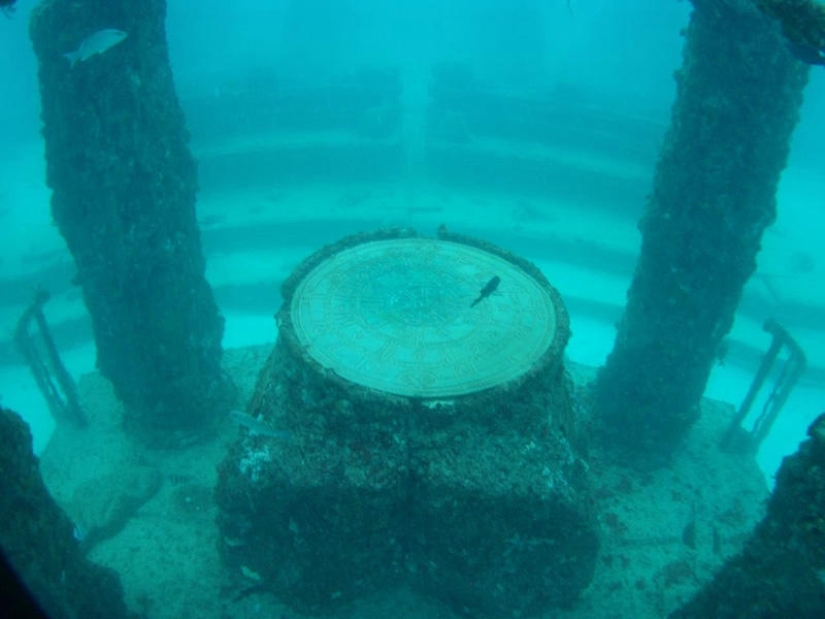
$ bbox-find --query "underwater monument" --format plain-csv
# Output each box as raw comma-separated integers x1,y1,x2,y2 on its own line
216,228,599,617
3,1,824,617
593,0,809,466
29,0,234,446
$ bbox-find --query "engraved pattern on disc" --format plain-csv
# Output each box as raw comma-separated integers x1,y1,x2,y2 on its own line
290,238,558,397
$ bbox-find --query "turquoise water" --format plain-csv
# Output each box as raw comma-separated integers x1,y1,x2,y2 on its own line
2,0,822,478
1,2,824,616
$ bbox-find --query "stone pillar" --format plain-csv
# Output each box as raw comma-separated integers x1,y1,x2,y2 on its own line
670,413,825,618
593,0,808,466
0,407,132,619
30,0,234,445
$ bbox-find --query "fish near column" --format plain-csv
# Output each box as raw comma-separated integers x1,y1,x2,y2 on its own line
29,0,236,446
62,28,128,68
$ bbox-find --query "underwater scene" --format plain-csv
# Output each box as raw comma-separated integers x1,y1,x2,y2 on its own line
1,0,825,617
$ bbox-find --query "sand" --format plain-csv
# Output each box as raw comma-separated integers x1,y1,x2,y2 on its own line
37,346,767,619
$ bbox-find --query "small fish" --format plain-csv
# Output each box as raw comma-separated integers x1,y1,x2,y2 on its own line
787,41,825,67
470,275,500,308
1,0,17,18
681,518,697,550
711,525,722,556
63,29,128,68
229,410,291,440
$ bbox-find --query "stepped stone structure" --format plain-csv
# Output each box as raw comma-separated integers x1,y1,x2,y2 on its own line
216,229,599,617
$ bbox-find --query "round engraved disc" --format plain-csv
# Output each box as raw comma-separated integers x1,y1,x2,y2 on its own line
289,238,559,398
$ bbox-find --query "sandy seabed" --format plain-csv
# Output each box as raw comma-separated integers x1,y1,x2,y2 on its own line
39,345,767,619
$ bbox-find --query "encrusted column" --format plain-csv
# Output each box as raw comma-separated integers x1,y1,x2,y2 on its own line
29,0,234,445
0,407,132,619
670,414,825,618
593,0,808,465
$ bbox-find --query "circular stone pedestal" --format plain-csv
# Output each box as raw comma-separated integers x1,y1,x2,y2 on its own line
289,233,560,398
216,228,598,617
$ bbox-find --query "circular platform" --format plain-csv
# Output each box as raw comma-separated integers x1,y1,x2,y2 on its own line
289,237,562,398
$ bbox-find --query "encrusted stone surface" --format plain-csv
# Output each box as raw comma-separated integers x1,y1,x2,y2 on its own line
289,236,560,397
216,230,597,617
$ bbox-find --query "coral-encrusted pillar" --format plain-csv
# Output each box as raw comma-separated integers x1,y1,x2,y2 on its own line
593,0,808,466
670,414,825,617
30,0,234,445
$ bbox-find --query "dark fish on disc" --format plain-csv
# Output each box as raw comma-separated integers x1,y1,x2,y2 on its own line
470,275,500,307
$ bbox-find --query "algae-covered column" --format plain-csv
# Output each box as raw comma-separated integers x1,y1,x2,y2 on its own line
0,407,132,619
593,0,808,465
30,0,234,445
670,414,825,618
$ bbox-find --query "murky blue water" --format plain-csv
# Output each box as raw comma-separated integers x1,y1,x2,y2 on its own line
1,1,824,617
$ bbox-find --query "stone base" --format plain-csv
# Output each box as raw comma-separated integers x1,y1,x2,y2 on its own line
216,419,408,610
215,339,598,616
410,430,597,615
